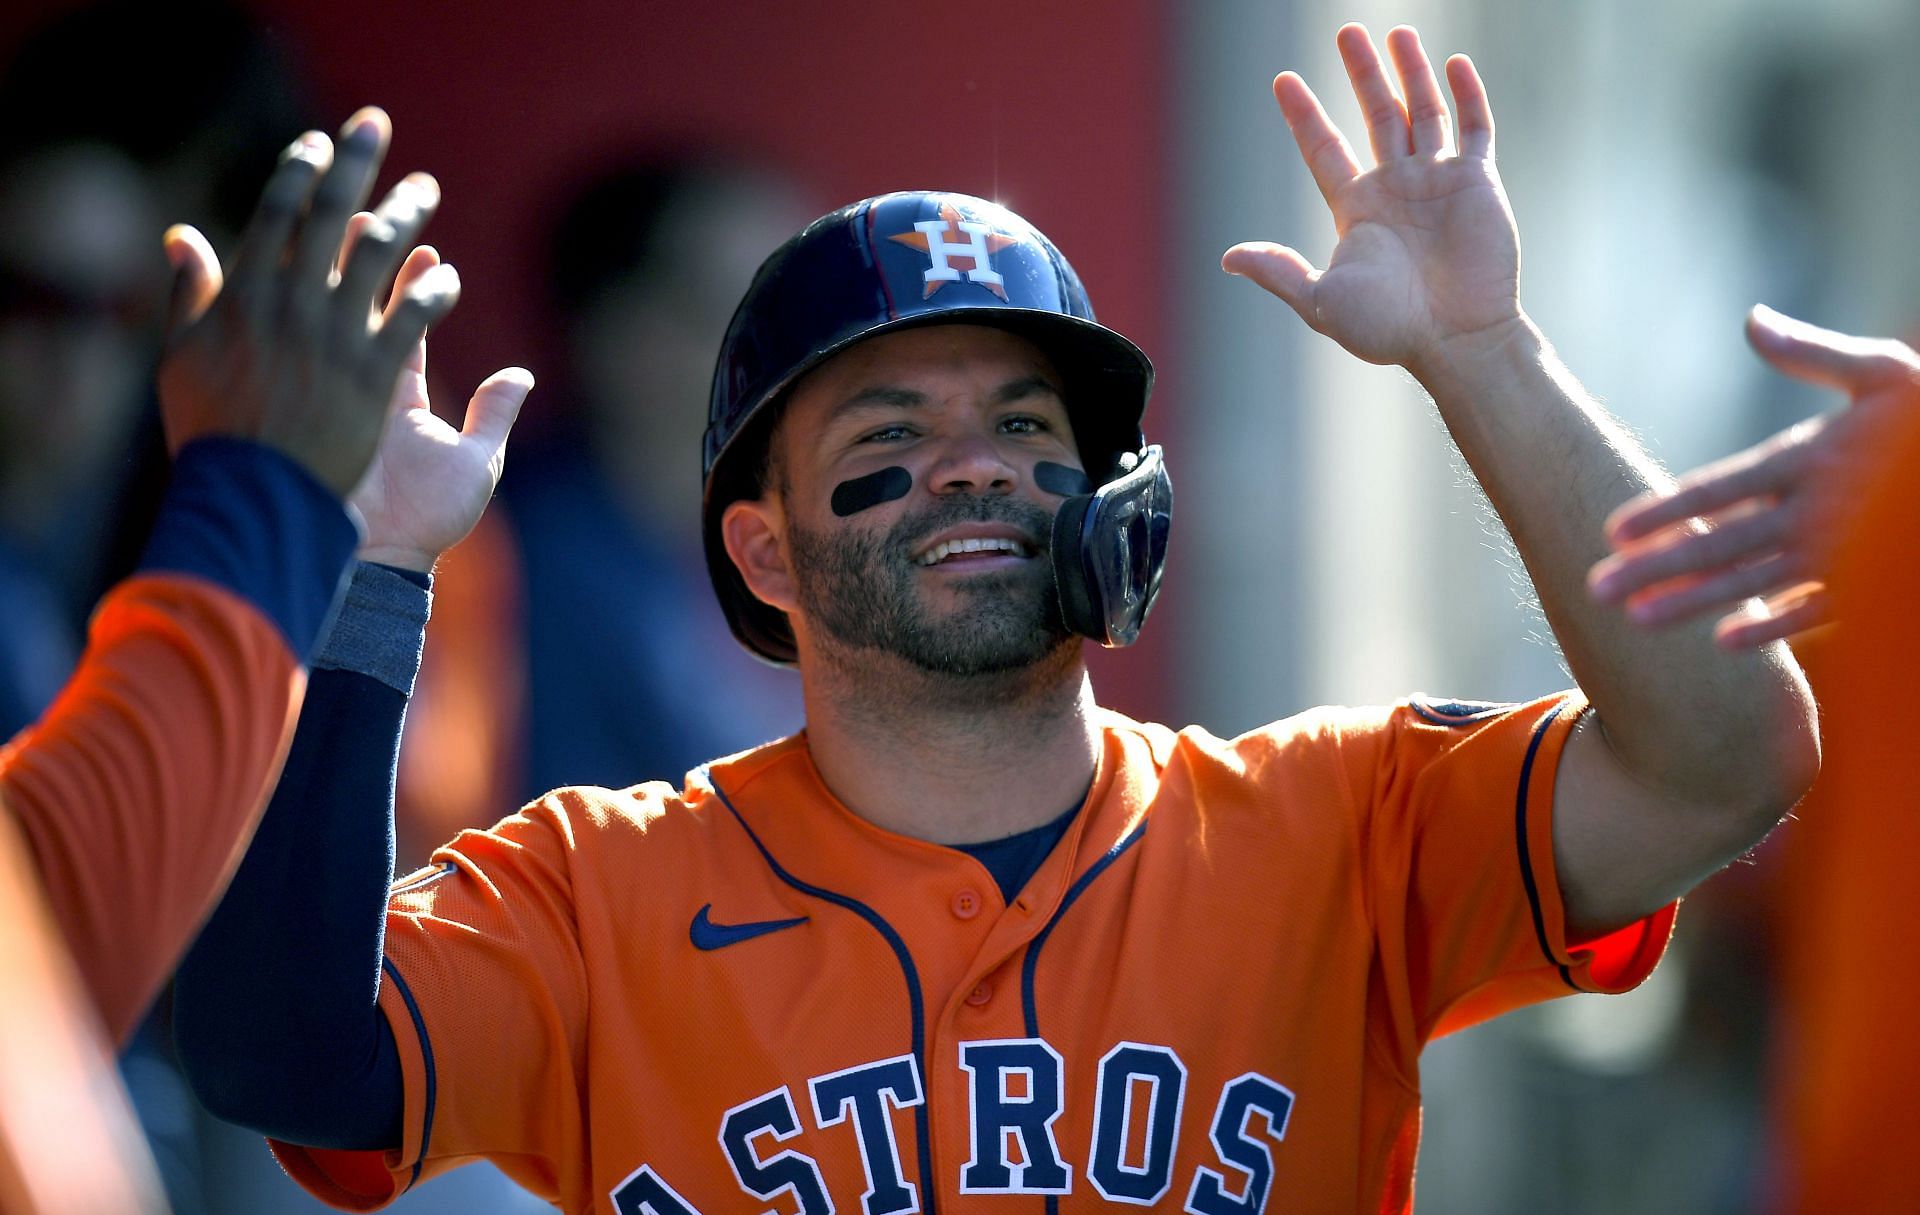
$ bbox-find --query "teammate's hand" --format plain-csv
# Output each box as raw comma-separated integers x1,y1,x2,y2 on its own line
346,237,531,573
1587,307,1920,649
155,108,460,497
1222,24,1521,374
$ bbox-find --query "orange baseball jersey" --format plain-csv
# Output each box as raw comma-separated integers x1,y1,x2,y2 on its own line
276,690,1672,1214
0,572,307,1043
1763,398,1920,1215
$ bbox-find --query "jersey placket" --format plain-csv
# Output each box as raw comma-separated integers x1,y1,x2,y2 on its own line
914,768,1150,1204
921,854,1065,1200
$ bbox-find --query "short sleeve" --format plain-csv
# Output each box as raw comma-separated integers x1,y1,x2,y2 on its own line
271,795,593,1209
1340,692,1675,1071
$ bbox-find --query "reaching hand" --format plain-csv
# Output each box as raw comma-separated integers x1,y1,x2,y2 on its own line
346,238,532,573
155,108,459,496
1588,306,1920,649
1222,24,1522,372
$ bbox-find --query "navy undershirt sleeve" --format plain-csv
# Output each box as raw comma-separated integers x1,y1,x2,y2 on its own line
173,563,426,1151
138,437,360,659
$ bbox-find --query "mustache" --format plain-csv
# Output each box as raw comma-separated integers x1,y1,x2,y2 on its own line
884,494,1055,559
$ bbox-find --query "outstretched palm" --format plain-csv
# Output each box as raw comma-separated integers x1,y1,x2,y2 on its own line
349,242,531,571
1590,308,1920,649
1226,24,1522,373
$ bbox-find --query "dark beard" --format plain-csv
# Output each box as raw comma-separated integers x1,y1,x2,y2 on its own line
788,494,1074,676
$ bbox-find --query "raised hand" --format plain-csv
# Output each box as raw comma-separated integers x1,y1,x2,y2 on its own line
1223,24,1520,373
1588,307,1919,649
344,235,532,573
155,108,459,496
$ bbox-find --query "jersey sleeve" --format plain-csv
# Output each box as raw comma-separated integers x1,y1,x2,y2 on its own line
0,439,356,1044
0,575,305,1043
270,794,594,1210
1337,692,1676,1073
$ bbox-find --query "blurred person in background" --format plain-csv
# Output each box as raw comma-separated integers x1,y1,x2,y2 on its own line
1592,308,1920,1215
509,155,811,794
0,138,164,736
393,156,810,865
0,0,319,706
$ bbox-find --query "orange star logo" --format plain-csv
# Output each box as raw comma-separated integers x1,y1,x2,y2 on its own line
888,200,1019,299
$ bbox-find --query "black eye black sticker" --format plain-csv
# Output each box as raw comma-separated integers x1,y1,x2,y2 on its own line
1034,462,1095,497
831,466,913,516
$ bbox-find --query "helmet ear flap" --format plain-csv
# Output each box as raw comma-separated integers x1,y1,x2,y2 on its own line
1048,445,1172,648
1050,491,1101,640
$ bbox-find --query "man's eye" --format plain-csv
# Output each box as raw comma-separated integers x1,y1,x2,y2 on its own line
1001,415,1050,435
859,424,914,443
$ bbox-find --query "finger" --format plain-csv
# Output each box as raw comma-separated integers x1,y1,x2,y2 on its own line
1589,504,1799,604
1746,304,1920,395
1222,242,1322,327
383,245,441,322
368,261,460,378
1334,22,1410,163
1715,584,1829,650
1605,438,1808,544
160,224,223,347
334,211,378,289
1385,26,1450,156
1273,71,1364,208
287,108,392,302
1445,54,1495,159
461,367,535,471
335,173,440,332
1622,552,1804,629
226,130,332,290
385,245,441,376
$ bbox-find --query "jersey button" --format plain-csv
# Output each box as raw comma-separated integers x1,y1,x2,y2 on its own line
966,981,993,1006
950,888,982,919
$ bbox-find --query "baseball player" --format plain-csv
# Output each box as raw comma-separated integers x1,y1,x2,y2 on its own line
176,25,1814,1214
0,106,515,1211
1592,313,1920,1215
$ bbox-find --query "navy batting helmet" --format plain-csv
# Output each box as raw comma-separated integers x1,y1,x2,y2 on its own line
702,189,1168,664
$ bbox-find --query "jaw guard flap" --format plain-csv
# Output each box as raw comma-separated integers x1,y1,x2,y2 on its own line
1049,445,1172,647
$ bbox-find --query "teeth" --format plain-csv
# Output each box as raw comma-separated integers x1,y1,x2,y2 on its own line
917,536,1028,566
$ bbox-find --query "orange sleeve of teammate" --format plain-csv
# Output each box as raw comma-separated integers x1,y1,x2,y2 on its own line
0,573,307,1043
1338,692,1676,1068
0,437,359,1044
272,793,594,1209
1763,399,1920,1215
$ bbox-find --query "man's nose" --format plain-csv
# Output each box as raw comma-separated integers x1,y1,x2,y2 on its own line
925,432,1017,495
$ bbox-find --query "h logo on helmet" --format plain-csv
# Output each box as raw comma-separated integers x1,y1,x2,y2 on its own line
889,201,1018,299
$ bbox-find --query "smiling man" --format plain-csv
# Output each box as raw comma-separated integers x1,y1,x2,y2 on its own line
770,330,1077,683
176,25,1815,1215
718,319,1121,847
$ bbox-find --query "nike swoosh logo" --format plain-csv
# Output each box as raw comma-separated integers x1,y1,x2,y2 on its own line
689,904,808,951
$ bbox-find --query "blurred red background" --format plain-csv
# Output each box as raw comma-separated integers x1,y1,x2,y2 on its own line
1,0,1178,714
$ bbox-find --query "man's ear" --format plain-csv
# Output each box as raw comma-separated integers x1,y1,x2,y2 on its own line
722,496,798,614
